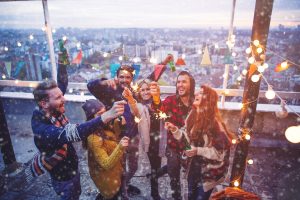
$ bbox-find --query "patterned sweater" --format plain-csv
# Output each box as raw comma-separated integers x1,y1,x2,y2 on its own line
87,130,124,199
173,119,231,192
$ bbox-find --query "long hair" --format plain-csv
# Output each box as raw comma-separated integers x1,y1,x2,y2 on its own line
186,85,234,143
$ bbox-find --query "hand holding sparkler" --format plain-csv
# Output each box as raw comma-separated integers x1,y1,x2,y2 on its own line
122,87,136,104
150,81,161,105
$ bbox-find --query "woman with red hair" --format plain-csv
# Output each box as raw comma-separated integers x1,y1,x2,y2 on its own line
165,85,233,200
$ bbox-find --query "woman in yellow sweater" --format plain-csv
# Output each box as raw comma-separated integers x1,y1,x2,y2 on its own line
82,99,129,200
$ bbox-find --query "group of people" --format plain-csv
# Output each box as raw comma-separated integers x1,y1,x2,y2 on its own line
31,54,233,200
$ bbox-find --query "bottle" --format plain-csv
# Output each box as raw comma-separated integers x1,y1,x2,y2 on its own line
169,61,176,72
181,134,191,160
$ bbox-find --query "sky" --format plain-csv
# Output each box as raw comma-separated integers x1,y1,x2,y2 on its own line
0,0,300,29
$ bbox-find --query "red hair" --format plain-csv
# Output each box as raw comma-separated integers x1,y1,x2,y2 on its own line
186,85,235,143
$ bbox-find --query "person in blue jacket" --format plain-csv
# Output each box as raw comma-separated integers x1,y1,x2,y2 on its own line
31,61,126,200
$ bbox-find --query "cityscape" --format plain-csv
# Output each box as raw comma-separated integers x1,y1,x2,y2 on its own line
0,26,300,103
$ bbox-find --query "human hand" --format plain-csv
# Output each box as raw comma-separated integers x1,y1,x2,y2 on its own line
122,87,135,104
101,100,127,123
164,122,178,133
150,81,160,104
104,78,118,90
184,146,197,157
161,54,174,65
119,136,129,147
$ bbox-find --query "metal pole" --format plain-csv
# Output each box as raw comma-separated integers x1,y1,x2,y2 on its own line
221,0,236,108
42,0,57,81
0,99,16,166
230,0,274,187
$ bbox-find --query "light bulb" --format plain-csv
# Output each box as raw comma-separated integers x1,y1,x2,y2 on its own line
103,52,108,57
197,50,202,54
247,159,254,165
256,47,263,54
29,34,34,40
234,180,239,187
232,52,237,57
237,76,242,81
15,79,19,84
2,74,6,79
242,69,248,76
248,57,255,64
62,36,67,41
245,47,252,54
285,126,300,143
231,139,237,144
52,28,56,33
253,40,260,47
281,61,288,69
76,42,81,49
41,26,46,31
233,65,238,70
17,42,22,47
214,44,219,49
257,65,265,73
245,134,251,140
119,56,123,61
265,87,275,100
4,46,8,51
251,74,260,83
80,92,84,96
182,54,186,59
263,63,269,68
68,88,73,93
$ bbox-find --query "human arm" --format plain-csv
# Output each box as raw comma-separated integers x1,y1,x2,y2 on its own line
88,135,129,170
122,87,140,118
32,101,126,147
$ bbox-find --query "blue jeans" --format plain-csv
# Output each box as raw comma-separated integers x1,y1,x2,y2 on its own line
51,171,81,200
188,158,213,200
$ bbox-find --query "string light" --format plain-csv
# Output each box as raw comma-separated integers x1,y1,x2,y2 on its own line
231,139,237,144
263,63,268,69
237,76,242,81
238,103,244,109
68,88,73,93
103,52,108,57
285,125,300,143
257,65,265,73
118,56,123,61
17,42,22,47
2,74,6,79
52,28,56,33
232,52,237,57
256,47,263,54
197,49,202,54
15,79,19,84
251,74,260,83
62,36,67,41
245,134,251,140
265,85,276,100
4,46,8,51
245,47,252,54
247,159,254,165
76,42,81,49
29,34,34,40
80,91,84,96
233,180,240,187
248,57,255,64
214,43,219,49
242,69,248,76
253,40,260,47
41,26,46,32
233,65,238,70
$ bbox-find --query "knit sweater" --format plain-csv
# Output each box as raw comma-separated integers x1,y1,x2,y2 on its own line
87,130,124,199
172,119,231,192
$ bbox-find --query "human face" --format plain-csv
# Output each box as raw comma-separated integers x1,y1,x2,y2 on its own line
193,88,204,108
117,70,133,89
176,74,191,97
44,87,66,115
139,83,152,101
94,107,106,118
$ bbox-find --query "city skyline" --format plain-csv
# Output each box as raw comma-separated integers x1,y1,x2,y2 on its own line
0,0,300,29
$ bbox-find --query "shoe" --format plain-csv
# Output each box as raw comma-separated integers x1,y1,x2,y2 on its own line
127,184,141,196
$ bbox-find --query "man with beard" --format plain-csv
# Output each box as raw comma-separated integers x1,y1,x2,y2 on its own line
150,71,195,200
31,62,126,200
